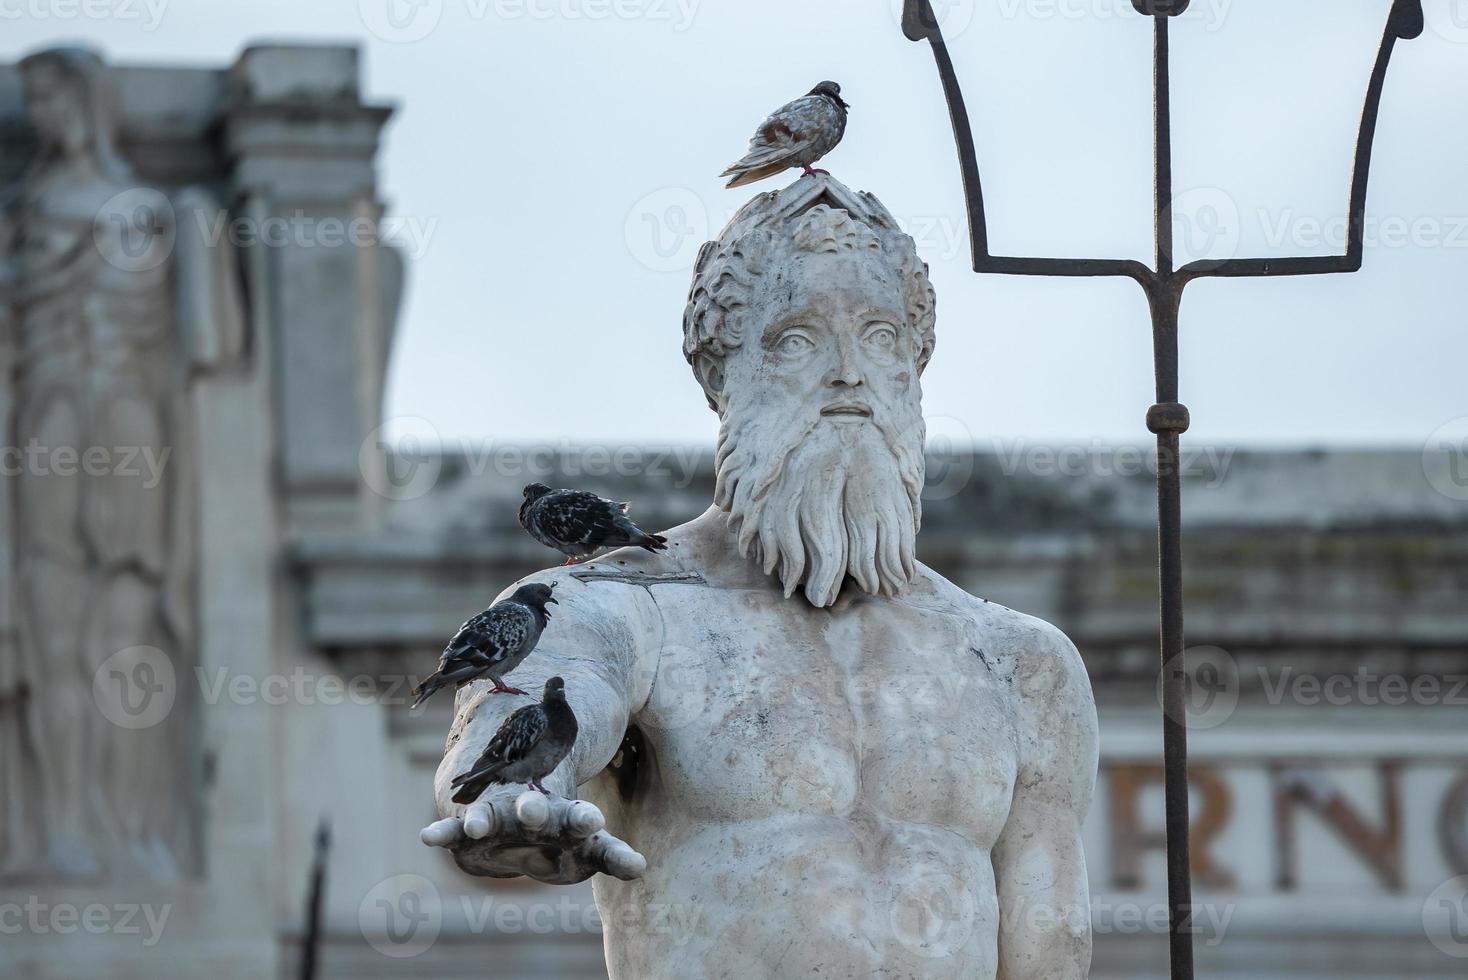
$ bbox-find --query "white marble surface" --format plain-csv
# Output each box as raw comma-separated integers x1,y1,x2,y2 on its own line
424,177,1100,979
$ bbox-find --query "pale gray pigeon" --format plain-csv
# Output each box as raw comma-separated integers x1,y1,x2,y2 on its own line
721,81,849,189
451,676,579,801
411,583,557,706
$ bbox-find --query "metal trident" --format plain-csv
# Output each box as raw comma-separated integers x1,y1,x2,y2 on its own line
900,1,1424,976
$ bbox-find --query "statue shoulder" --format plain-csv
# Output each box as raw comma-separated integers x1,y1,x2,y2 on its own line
911,565,1094,718
996,613,1092,713
910,569,1098,794
983,608,1097,775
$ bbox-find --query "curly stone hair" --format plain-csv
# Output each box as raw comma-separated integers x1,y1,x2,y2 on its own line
683,180,937,411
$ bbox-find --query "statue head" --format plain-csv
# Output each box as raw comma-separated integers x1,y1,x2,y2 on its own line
683,176,937,607
19,46,132,179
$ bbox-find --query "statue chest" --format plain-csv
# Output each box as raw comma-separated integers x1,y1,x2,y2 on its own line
640,588,1020,848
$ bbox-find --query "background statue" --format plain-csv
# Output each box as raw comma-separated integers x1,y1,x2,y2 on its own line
0,46,244,881
423,176,1100,978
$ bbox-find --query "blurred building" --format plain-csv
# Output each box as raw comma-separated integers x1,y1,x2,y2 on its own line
1,43,1465,980
300,446,1468,980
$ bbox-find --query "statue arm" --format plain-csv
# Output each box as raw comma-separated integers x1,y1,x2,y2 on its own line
420,570,659,883
992,622,1099,980
171,187,247,370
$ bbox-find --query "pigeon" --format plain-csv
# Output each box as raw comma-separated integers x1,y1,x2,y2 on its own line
451,676,579,801
721,81,849,189
411,583,557,706
519,483,668,565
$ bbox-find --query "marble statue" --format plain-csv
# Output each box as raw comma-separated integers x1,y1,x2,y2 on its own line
423,176,1099,978
0,47,245,881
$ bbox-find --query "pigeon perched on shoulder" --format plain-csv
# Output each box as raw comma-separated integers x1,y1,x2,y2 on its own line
721,81,849,189
519,483,668,565
451,676,579,801
411,583,557,706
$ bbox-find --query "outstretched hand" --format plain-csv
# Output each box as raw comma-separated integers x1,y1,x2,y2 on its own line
420,784,646,884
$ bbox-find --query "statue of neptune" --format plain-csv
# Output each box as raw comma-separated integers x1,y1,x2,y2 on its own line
422,176,1099,979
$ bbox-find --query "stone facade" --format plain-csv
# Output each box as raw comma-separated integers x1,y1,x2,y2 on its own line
0,44,400,979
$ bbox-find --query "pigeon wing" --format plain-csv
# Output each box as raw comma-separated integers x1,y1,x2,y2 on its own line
721,95,826,177
441,602,532,669
451,704,548,786
538,489,621,548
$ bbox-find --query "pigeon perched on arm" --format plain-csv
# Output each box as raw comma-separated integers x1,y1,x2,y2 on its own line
451,676,579,802
411,583,557,706
721,81,849,189
519,483,668,565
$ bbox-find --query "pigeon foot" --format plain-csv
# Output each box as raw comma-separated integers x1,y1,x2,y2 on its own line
802,164,832,177
490,683,529,696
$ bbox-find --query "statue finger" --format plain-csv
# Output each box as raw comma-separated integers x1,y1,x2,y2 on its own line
564,800,605,839
420,817,463,848
463,801,498,840
586,832,647,881
514,790,553,833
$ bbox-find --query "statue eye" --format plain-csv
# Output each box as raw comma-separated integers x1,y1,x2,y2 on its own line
864,322,898,350
776,329,815,355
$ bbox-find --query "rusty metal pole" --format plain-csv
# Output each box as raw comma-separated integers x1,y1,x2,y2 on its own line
1146,15,1197,976
900,1,1424,976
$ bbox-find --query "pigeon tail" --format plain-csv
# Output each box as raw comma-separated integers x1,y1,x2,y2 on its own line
611,513,669,554
450,775,492,806
724,160,792,189
450,763,507,804
410,672,447,709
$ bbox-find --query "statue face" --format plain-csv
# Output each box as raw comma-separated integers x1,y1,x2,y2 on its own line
735,249,919,422
713,243,926,607
22,62,89,158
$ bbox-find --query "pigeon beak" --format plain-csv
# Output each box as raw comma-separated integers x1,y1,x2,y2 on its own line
547,597,559,605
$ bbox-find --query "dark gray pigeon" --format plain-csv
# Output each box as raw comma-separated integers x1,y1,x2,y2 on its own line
411,583,557,706
721,81,849,189
451,676,579,801
519,483,668,565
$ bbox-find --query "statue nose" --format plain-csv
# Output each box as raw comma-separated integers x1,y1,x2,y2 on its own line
825,339,864,388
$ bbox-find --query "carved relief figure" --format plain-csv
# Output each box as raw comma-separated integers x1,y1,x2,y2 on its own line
423,176,1098,978
0,47,243,880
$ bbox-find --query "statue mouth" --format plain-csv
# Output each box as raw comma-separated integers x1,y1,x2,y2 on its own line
820,403,873,421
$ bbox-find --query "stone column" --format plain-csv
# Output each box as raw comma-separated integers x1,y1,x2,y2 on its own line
224,45,404,534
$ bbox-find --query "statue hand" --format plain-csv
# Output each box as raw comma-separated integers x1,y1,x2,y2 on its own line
419,784,646,885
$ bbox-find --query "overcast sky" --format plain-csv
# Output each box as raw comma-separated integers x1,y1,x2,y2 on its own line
3,0,1467,453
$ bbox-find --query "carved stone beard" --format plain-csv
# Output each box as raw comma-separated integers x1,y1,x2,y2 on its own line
714,388,926,608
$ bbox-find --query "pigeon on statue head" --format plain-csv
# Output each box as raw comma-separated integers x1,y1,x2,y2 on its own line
721,81,849,189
